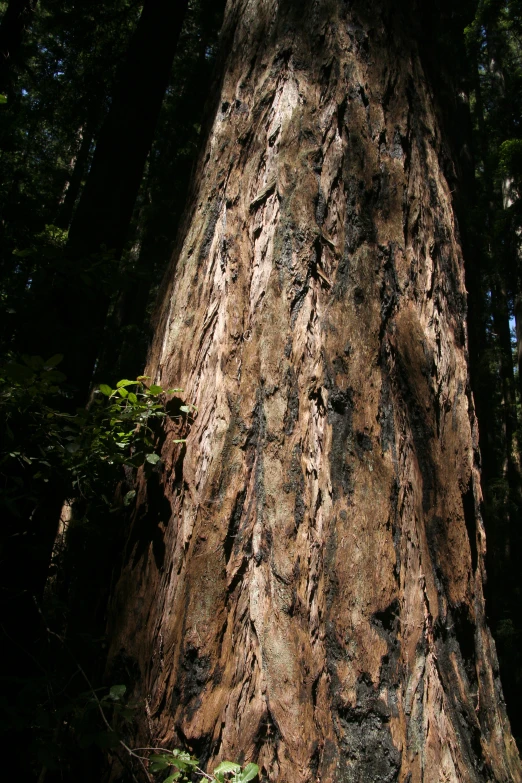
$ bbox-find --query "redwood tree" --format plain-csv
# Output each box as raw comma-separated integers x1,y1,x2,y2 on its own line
106,0,522,780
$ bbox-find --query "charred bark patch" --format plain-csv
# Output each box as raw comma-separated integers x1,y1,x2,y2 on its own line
345,176,378,255
336,675,401,783
250,395,266,505
198,198,223,266
378,369,396,456
172,643,212,718
283,367,299,436
372,599,400,637
290,277,311,324
355,430,372,458
328,386,355,501
372,600,401,718
316,186,327,226
379,244,399,338
325,619,346,686
325,523,340,612
283,444,305,531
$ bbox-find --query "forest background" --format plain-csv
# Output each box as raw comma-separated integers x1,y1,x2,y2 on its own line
1,0,522,780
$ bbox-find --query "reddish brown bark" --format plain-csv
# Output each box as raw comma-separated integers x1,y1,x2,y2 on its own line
106,1,522,781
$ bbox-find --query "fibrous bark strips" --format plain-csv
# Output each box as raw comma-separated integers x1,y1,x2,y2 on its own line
107,1,522,780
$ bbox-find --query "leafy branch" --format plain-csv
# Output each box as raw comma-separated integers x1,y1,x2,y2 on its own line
0,354,196,512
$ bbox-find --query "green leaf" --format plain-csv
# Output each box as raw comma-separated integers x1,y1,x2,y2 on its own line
65,442,81,454
44,354,64,368
238,763,259,782
128,392,138,403
44,370,67,383
109,684,126,701
3,363,34,382
22,354,45,370
123,490,136,506
148,384,163,395
150,755,172,772
213,762,241,776
0,94,7,104
150,761,169,772
164,774,181,783
116,379,138,388
117,387,128,398
99,384,113,396
180,405,193,413
146,453,161,465
172,439,186,444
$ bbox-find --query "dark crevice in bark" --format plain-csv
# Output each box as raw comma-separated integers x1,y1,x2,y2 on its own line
224,489,246,564
463,479,479,573
327,385,354,502
130,474,170,569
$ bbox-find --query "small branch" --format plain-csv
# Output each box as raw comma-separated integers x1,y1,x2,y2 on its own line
44,626,153,782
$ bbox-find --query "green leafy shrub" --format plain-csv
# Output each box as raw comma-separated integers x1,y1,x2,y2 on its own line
0,354,194,514
147,749,259,783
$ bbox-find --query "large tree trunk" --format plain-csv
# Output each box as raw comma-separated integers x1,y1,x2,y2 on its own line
106,1,522,781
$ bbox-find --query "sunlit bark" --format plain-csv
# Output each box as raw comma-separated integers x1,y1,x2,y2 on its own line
107,2,522,781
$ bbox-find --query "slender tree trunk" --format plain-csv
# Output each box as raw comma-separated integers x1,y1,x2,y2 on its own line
107,1,522,781
515,296,522,401
54,121,95,230
0,0,37,94
67,0,189,259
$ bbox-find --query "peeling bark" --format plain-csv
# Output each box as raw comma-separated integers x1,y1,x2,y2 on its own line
107,1,522,781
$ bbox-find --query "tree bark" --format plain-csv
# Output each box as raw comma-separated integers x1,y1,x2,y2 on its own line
106,1,522,781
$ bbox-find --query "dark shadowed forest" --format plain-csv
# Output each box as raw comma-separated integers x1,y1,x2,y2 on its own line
1,1,522,781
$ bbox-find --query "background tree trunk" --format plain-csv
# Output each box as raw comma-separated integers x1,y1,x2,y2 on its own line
58,0,188,401
106,1,522,781
0,0,37,94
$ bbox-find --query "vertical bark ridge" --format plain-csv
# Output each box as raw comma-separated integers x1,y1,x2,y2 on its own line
107,1,522,781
